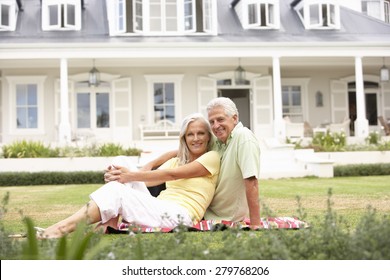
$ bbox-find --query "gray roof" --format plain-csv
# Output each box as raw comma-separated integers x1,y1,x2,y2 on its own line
1,0,390,45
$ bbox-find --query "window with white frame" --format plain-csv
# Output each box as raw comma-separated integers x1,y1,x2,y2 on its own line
42,0,81,31
145,75,183,123
153,82,176,122
6,76,46,134
234,0,280,29
111,0,217,35
362,0,390,23
292,0,340,29
282,85,303,122
0,0,19,31
76,91,110,129
16,84,39,129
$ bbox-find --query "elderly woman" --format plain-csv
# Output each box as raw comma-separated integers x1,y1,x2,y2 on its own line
40,113,220,238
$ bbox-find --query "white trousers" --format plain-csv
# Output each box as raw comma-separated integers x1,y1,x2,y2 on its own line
89,156,193,228
109,156,150,195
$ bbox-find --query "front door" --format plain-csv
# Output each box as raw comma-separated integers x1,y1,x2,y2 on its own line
218,88,251,129
348,81,380,135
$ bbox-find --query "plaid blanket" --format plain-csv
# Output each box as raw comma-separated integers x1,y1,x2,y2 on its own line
108,217,309,234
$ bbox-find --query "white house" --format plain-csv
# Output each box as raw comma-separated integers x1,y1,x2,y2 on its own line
0,0,390,147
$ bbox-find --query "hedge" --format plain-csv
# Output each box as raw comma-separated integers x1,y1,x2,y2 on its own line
334,163,390,177
0,163,389,186
0,171,104,186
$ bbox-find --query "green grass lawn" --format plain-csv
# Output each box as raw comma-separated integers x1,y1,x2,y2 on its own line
1,176,389,233
1,176,390,260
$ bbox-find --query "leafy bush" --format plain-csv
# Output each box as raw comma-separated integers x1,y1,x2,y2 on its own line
377,140,390,151
1,140,142,158
96,143,142,157
124,147,142,157
310,131,347,152
96,143,126,157
365,131,381,145
2,140,59,158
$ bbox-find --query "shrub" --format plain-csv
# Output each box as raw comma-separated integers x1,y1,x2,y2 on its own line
0,140,142,158
0,171,104,186
311,131,347,152
365,131,381,145
124,147,142,157
377,141,390,151
334,163,390,177
2,140,59,158
96,143,142,157
96,143,126,157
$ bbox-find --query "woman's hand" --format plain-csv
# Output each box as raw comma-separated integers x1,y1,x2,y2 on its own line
104,165,133,183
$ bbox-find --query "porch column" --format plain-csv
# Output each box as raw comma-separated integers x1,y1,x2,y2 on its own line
58,58,72,145
354,56,369,138
272,56,285,139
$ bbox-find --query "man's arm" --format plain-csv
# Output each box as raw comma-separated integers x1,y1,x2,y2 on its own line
139,150,178,171
244,176,260,228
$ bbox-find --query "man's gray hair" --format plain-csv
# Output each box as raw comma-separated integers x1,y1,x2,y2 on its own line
206,97,239,118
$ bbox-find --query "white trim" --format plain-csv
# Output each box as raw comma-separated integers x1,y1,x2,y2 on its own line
5,76,47,135
1,41,390,60
253,75,274,138
341,74,381,84
330,79,348,123
111,78,133,142
197,76,217,117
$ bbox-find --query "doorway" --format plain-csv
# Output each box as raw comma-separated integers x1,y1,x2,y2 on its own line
218,88,251,129
348,91,378,135
365,93,378,126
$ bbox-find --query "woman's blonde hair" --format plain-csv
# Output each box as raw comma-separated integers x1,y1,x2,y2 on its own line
177,113,213,165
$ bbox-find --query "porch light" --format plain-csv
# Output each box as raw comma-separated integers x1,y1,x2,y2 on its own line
89,59,100,87
235,58,246,85
380,57,389,82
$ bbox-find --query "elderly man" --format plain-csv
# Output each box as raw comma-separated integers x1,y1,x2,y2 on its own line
204,97,260,227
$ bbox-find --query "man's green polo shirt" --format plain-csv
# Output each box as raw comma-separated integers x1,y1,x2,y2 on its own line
204,122,260,222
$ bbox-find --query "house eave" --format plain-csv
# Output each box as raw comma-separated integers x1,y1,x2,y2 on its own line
1,41,390,60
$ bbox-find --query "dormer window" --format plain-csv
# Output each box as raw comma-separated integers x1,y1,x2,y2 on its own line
232,0,280,29
291,0,340,30
42,0,82,31
362,0,390,23
108,0,217,36
0,0,20,31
